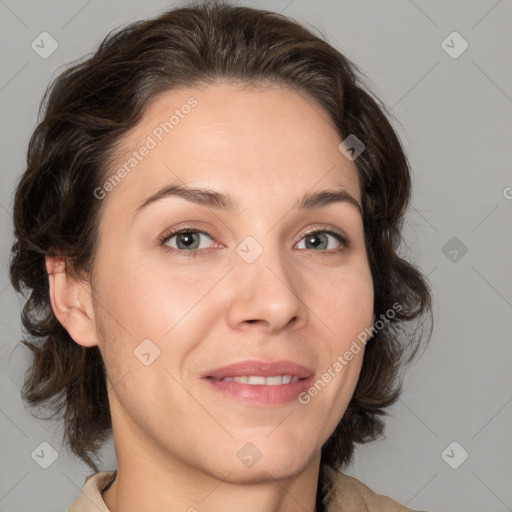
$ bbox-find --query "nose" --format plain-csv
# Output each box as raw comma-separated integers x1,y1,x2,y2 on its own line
225,245,309,334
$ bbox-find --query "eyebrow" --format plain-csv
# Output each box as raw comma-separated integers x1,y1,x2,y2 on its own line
134,183,363,218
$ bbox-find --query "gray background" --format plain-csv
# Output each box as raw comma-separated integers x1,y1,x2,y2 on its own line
1,0,511,511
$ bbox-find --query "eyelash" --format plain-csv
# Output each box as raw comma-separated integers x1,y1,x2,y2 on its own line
158,225,349,258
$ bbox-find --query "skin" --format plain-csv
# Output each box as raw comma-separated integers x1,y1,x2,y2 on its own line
46,82,374,512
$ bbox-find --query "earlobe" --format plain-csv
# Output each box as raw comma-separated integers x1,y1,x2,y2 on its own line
45,256,99,348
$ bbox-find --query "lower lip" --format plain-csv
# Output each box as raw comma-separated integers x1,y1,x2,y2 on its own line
203,377,315,405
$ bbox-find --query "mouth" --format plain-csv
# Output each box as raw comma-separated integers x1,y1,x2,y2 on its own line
202,359,315,405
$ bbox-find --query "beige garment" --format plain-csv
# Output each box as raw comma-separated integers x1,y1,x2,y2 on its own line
67,465,423,511
68,470,115,512
320,465,424,511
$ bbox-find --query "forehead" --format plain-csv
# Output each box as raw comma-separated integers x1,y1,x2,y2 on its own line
102,82,361,217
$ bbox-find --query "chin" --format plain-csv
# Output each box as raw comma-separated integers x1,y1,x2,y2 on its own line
205,443,315,484
221,460,312,485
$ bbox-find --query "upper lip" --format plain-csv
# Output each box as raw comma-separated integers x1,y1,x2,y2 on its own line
203,359,315,380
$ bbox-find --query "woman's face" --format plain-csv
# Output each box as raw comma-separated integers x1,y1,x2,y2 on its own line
89,82,374,481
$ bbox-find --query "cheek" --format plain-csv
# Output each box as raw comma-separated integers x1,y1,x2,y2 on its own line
317,264,374,343
310,263,373,406
96,249,216,341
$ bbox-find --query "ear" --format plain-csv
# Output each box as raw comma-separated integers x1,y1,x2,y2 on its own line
45,255,99,348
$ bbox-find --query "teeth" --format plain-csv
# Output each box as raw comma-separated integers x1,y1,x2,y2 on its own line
218,375,300,385
247,376,266,385
264,376,282,385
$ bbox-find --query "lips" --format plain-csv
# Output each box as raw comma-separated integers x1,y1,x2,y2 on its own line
202,359,315,380
202,359,315,405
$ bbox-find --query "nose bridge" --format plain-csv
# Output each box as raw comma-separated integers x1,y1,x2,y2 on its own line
226,233,308,332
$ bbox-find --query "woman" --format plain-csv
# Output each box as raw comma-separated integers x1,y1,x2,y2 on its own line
9,1,432,510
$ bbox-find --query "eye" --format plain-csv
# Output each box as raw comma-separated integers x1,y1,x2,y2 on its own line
159,226,348,257
159,228,215,255
295,230,347,252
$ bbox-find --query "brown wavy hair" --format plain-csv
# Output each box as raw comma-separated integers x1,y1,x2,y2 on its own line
9,0,432,482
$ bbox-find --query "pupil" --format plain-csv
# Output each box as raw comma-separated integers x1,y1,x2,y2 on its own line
179,232,198,249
